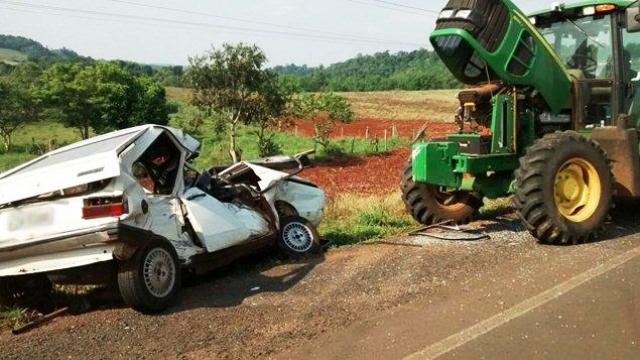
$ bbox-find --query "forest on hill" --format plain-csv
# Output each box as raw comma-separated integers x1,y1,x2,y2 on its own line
0,35,458,92
272,49,460,92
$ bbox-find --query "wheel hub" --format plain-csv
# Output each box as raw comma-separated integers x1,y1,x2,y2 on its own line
143,248,176,298
282,222,313,253
554,158,601,222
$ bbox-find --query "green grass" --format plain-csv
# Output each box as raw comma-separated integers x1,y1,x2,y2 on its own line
0,122,83,173
0,48,27,64
0,107,408,174
0,306,30,330
191,125,407,169
320,192,417,247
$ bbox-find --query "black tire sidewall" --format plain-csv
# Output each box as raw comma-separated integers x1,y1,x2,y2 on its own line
120,239,181,313
400,161,481,224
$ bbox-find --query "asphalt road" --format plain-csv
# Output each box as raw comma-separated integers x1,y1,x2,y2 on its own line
285,220,640,360
440,253,640,359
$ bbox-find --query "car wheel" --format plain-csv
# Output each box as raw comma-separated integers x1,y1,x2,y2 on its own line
117,238,181,314
277,216,320,258
0,274,52,306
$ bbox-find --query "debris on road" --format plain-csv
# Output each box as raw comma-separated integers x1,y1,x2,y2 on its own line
409,220,490,242
12,307,69,335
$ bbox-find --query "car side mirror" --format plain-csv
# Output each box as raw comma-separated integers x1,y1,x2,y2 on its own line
626,6,640,33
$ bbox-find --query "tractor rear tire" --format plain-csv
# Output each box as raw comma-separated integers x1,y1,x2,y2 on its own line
400,161,482,225
513,131,613,244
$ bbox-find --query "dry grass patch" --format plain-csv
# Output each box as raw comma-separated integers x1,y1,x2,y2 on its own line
337,90,459,121
165,87,460,121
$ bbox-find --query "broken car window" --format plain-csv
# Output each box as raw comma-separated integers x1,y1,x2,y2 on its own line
132,162,155,193
133,133,181,195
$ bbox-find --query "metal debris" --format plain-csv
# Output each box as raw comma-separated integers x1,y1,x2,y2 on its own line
409,220,490,241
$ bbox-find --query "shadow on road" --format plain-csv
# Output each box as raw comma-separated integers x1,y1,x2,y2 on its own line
170,252,325,312
35,252,325,319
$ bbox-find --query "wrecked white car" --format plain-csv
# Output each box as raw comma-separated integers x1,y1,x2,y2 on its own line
0,125,324,313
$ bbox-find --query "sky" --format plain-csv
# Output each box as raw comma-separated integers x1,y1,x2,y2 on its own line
0,0,545,67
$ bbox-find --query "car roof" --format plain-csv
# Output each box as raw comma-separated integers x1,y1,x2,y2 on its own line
0,125,200,180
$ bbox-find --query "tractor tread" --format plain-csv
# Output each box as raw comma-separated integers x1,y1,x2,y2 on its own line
513,131,613,245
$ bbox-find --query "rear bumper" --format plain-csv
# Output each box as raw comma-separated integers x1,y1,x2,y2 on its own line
0,224,152,277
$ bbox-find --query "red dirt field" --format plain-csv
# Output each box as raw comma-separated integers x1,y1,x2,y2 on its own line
300,121,458,199
302,148,410,199
292,119,456,140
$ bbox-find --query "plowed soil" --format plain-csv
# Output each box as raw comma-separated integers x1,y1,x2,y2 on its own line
302,149,409,199
298,121,456,199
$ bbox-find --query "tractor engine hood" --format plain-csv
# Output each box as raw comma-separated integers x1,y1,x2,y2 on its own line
430,0,572,114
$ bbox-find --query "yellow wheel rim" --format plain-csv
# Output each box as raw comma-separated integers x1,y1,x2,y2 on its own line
553,158,601,222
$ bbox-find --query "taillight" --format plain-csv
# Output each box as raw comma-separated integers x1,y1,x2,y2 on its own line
82,196,128,219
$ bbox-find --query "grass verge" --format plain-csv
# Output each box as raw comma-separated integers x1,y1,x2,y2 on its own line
320,191,417,247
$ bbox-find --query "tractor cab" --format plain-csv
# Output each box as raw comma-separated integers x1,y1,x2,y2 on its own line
530,1,640,131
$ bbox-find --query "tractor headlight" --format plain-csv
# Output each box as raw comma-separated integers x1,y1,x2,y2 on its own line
582,6,596,16
455,9,472,19
439,9,455,19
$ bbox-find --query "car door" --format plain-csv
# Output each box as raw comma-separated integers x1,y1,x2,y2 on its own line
180,161,274,255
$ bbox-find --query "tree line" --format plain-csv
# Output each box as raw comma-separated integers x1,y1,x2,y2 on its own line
272,49,461,92
0,35,184,87
0,42,354,163
0,60,169,150
1,35,459,92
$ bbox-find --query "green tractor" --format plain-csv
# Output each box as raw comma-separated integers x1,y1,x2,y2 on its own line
402,0,640,244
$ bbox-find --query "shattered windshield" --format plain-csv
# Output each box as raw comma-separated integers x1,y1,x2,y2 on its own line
538,15,613,79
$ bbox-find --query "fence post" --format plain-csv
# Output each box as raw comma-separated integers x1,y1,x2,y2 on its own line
365,127,369,139
294,125,298,136
384,129,388,151
341,126,344,138
351,137,356,153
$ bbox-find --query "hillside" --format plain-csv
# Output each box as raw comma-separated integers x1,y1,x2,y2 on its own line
0,34,458,91
0,35,83,63
273,49,459,92
0,48,27,65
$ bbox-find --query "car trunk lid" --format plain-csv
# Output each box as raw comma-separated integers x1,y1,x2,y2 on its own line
0,128,141,206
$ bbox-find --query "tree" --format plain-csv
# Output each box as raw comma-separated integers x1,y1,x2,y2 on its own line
170,104,208,136
186,43,286,162
290,92,353,149
37,61,168,139
248,73,293,157
0,63,41,151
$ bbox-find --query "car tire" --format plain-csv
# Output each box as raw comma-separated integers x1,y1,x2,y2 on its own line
277,216,320,258
117,238,181,314
0,274,53,306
